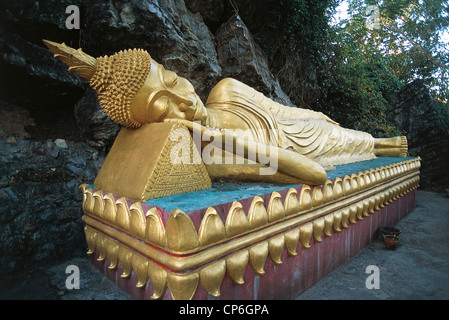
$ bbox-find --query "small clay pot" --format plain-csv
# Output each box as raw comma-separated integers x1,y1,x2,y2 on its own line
378,226,402,238
383,234,400,249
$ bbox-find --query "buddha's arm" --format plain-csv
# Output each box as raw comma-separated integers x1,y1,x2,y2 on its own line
165,119,328,185
232,133,328,185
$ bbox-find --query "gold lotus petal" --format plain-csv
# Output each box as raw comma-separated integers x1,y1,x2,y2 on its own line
106,237,119,269
199,260,226,298
84,225,97,255
268,234,285,264
323,180,334,202
148,260,168,299
392,186,399,200
81,186,94,214
379,192,386,208
167,272,200,300
145,207,166,247
96,232,107,262
226,250,249,284
350,174,358,191
284,188,299,216
299,222,313,249
116,197,130,230
400,182,406,196
369,169,377,185
342,175,352,196
357,172,366,190
249,242,269,275
118,244,133,278
248,196,268,229
284,228,300,256
323,214,334,237
199,207,226,246
78,184,88,193
357,172,365,190
375,168,382,182
92,190,105,219
312,185,324,207
356,202,364,220
103,193,117,225
166,209,200,251
369,196,376,213
349,204,358,224
386,189,393,204
341,207,350,228
373,196,380,212
130,202,146,239
267,192,285,222
333,211,342,232
333,177,343,199
298,185,312,211
313,217,325,242
380,166,389,182
379,166,386,181
362,199,370,216
225,201,249,238
132,253,149,288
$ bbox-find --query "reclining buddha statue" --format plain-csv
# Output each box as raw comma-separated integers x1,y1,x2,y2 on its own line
43,40,407,187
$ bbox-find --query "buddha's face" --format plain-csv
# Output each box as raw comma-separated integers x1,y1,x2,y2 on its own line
130,59,207,125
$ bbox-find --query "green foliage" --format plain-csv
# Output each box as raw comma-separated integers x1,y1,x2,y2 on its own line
317,42,403,136
253,0,338,68
315,12,404,136
317,0,449,136
436,100,449,132
346,0,449,99
250,0,448,136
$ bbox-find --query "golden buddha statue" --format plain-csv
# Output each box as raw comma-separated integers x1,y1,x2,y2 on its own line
43,40,407,186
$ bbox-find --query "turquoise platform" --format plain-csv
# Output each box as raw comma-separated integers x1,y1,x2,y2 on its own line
145,157,415,212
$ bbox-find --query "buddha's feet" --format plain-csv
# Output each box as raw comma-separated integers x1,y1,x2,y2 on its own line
374,136,408,157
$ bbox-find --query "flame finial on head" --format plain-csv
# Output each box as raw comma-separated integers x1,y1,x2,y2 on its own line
42,39,97,80
43,39,151,129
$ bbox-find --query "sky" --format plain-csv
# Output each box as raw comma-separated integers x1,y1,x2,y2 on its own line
331,0,449,45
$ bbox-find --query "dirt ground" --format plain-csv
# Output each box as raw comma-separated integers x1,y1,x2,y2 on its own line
297,190,449,300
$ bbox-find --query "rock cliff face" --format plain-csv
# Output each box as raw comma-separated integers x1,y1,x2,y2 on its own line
387,80,449,191
0,0,296,277
0,0,447,277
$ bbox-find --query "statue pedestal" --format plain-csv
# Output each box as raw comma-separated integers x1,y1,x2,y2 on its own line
80,157,420,300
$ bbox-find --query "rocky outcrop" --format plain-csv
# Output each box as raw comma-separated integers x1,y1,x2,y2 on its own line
0,101,105,274
215,15,294,106
80,0,222,103
388,80,449,190
0,0,297,277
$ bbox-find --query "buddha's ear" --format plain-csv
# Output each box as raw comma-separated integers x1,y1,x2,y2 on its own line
42,39,97,80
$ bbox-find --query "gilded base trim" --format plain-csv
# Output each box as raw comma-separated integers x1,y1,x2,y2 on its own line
80,158,421,299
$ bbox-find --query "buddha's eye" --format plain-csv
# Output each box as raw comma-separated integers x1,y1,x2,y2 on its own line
163,70,179,88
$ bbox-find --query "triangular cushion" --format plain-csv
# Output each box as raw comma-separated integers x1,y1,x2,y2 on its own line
94,122,211,201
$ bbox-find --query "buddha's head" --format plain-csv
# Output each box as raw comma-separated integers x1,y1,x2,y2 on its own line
43,40,207,129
